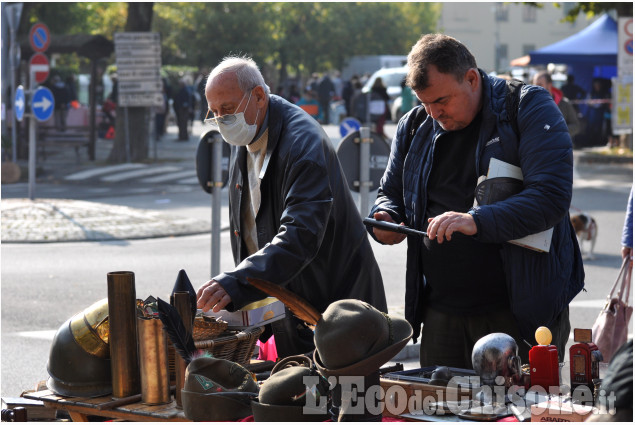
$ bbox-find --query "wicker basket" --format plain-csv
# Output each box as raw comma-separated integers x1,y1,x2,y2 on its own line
192,316,228,341
194,326,264,365
168,326,264,385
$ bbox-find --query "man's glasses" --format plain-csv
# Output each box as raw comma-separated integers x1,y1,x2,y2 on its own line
204,110,238,126
203,89,254,126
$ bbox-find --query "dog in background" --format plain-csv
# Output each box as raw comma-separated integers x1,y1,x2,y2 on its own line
570,212,598,260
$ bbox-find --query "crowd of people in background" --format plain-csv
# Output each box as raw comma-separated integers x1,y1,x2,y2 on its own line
498,70,620,149
63,64,620,150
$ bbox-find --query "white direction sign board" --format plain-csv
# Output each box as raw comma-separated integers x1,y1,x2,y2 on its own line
114,32,163,107
118,93,165,108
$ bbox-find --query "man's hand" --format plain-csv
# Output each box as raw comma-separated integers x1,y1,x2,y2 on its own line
196,280,231,313
372,211,407,245
427,212,477,243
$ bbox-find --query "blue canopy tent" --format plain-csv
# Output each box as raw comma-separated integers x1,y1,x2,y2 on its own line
527,14,618,94
526,14,618,147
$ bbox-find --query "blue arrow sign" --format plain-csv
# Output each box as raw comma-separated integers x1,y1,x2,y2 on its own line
32,86,55,122
14,85,25,122
340,117,362,138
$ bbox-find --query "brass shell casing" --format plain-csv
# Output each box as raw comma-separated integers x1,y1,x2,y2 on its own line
107,271,141,399
137,316,171,405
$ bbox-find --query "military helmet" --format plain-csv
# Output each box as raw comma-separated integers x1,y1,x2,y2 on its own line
46,298,112,397
471,332,522,388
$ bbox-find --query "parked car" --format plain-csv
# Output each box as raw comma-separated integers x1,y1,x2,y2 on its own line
361,66,408,121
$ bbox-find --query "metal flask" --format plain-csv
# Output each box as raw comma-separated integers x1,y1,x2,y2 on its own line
137,315,171,404
107,271,141,398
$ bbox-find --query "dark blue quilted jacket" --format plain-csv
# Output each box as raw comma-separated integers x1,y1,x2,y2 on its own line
369,70,585,341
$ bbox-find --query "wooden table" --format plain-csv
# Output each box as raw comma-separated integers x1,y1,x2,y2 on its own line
23,389,188,422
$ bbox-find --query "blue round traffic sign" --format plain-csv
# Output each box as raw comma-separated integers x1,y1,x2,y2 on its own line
14,86,25,122
340,117,362,138
29,23,51,53
32,86,55,122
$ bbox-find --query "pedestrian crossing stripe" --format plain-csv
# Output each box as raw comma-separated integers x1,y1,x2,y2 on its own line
64,163,147,180
141,170,196,183
101,165,182,182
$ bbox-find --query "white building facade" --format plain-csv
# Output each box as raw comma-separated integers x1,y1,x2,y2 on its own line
437,2,598,74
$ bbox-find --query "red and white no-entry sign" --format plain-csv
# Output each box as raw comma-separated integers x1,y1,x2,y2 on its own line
30,53,50,84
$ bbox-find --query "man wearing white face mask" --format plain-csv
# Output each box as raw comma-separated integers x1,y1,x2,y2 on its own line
196,56,387,357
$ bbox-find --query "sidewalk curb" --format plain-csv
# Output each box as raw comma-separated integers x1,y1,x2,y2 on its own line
575,149,633,165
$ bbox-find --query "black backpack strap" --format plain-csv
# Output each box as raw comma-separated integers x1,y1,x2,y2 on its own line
505,78,524,138
405,105,427,151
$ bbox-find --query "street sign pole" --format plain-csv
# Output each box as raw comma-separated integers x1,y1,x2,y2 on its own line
358,127,371,217
211,132,223,276
10,44,19,163
7,3,23,163
28,70,36,200
124,107,131,163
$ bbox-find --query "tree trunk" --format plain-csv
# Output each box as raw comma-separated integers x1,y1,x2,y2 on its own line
108,2,154,163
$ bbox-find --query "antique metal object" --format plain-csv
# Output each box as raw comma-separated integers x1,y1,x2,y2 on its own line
471,333,522,388
107,271,141,399
137,316,171,405
173,291,193,408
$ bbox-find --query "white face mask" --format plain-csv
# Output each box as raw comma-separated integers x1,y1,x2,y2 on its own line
216,91,259,146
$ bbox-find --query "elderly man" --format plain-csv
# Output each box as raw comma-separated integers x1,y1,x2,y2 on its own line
196,56,387,357
368,34,584,368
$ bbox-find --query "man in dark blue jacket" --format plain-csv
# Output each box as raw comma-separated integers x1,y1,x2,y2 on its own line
368,34,584,368
196,56,387,358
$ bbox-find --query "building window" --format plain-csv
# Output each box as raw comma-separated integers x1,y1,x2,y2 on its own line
495,44,509,71
495,3,509,22
522,44,536,55
498,44,508,61
522,5,537,22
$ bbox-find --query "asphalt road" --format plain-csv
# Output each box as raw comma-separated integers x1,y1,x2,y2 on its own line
1,122,632,399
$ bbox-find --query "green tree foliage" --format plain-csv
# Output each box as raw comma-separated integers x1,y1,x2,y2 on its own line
20,2,127,37
154,2,440,85
17,1,440,162
555,2,633,20
154,2,272,70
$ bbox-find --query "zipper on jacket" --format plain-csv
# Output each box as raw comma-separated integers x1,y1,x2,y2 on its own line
419,130,444,230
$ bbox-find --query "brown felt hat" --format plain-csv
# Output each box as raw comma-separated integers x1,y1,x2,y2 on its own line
313,299,412,377
181,356,259,421
251,364,331,422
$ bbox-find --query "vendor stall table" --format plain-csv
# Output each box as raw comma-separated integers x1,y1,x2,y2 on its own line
24,389,188,422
